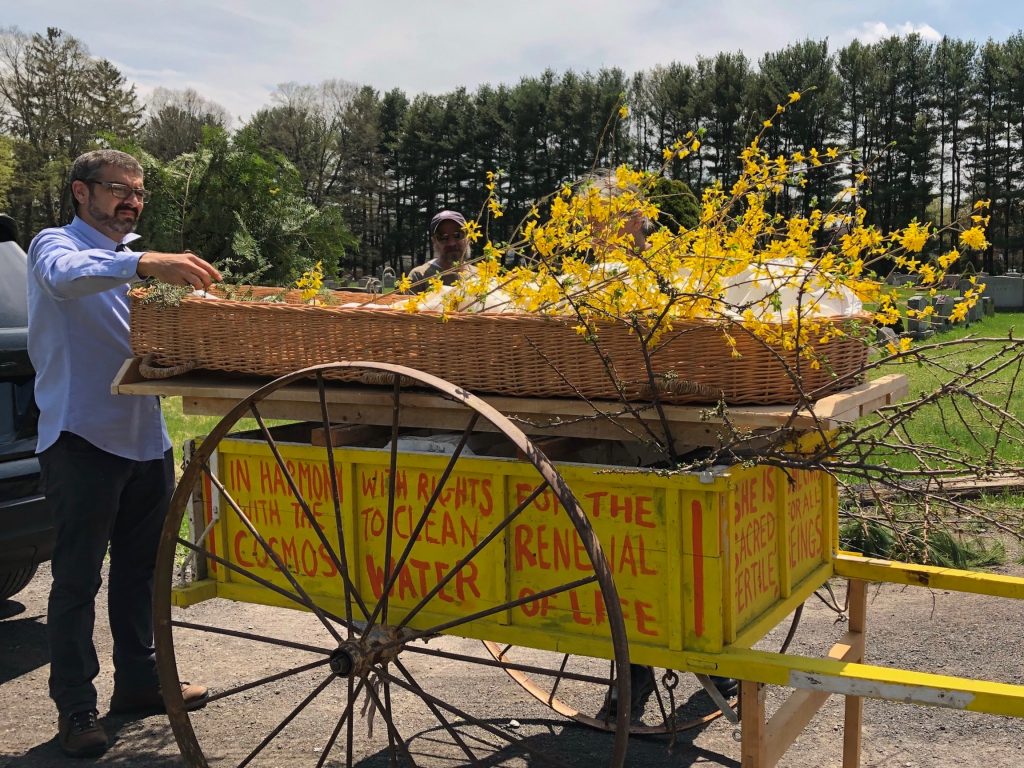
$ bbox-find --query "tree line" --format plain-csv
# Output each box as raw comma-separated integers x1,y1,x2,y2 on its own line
2,25,1023,284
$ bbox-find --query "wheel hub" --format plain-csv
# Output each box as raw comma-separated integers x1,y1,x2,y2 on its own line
330,625,407,678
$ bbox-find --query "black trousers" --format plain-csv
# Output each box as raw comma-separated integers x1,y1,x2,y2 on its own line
40,431,173,717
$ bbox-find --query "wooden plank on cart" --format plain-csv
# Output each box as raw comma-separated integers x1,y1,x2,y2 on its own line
805,374,908,422
515,436,581,461
112,357,907,447
309,423,384,447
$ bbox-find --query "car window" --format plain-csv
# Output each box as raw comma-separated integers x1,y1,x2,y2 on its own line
0,241,28,331
0,239,37,448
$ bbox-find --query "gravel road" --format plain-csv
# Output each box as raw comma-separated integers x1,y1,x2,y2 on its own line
2,561,1023,767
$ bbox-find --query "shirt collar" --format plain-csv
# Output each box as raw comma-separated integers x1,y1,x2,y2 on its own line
68,216,143,251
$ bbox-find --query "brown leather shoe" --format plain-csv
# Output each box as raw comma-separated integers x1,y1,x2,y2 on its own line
109,681,209,715
180,681,209,710
58,709,108,758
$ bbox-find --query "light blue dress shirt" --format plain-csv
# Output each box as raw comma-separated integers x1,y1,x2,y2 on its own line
27,216,171,460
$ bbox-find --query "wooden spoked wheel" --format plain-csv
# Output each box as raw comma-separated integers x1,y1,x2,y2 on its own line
154,362,632,768
481,643,728,735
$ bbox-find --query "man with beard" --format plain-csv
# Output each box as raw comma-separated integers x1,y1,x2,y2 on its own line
405,209,470,292
27,149,219,758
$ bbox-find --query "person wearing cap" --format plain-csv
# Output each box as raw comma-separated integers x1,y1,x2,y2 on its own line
404,210,470,292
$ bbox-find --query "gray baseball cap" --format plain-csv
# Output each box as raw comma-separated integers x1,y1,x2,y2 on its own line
430,210,467,234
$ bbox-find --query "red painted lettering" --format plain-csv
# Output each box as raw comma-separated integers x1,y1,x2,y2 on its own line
318,544,338,578
634,600,659,637
552,527,571,569
397,563,415,600
518,587,541,617
609,494,632,523
514,525,536,570
634,496,655,528
280,537,298,573
234,530,253,568
365,554,386,599
416,472,430,502
569,590,592,625
440,511,457,546
480,479,493,516
300,539,318,577
536,525,550,569
637,536,658,576
434,561,453,602
455,561,480,601
409,558,431,597
229,459,251,493
765,468,776,501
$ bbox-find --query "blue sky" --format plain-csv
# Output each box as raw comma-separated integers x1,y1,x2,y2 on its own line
5,1,1021,124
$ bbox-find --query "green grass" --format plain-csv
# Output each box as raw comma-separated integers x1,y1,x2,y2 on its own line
863,311,1024,470
839,517,1007,567
877,310,1022,392
162,396,285,477
161,397,222,543
841,310,1024,563
162,396,222,458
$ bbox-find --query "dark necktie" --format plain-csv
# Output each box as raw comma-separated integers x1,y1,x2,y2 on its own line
115,242,127,252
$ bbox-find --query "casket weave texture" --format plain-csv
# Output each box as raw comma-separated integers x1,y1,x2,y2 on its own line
130,286,870,405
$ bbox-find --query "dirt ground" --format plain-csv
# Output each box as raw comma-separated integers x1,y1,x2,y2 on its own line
2,560,1023,768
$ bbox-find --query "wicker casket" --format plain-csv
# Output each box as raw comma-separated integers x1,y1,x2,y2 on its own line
129,286,871,406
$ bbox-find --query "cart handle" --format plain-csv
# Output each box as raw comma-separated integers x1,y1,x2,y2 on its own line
139,354,197,379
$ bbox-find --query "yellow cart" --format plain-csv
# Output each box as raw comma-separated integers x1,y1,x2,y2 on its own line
113,359,1024,768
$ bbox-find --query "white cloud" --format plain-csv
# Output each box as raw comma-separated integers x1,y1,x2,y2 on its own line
851,21,944,45
3,0,1016,120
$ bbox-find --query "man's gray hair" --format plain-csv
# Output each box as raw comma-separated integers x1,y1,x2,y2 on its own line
70,149,143,184
68,150,143,213
582,168,644,197
582,168,652,231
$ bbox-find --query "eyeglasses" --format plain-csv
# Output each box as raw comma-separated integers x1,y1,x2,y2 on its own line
86,180,150,202
434,231,466,242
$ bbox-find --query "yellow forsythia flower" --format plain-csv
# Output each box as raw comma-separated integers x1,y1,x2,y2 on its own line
390,106,993,372
959,227,989,250
295,260,324,303
463,220,482,243
898,221,929,253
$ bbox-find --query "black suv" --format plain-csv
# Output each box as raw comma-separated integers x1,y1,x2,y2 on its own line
0,214,53,601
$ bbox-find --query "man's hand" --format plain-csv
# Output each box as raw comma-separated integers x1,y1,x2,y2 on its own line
136,251,222,290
